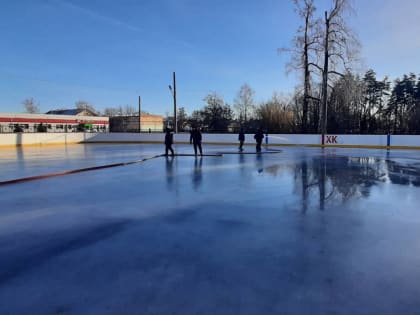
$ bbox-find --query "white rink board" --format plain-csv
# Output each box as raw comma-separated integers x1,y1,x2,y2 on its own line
0,133,96,146
1,132,420,149
391,135,420,147
323,134,387,146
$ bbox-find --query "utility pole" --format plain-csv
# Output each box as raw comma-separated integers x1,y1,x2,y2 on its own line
173,72,177,133
138,96,141,133
321,10,329,146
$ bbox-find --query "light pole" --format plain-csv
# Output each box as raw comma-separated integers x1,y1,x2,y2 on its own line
168,72,177,133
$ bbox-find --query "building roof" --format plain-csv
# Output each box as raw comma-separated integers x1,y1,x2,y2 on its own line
45,108,97,116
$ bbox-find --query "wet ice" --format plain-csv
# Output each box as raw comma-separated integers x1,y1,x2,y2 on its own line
1,144,420,314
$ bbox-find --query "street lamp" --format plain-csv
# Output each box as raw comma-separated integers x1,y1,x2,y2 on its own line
168,72,177,133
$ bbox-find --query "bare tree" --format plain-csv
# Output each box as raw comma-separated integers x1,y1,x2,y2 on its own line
188,110,202,129
282,0,322,133
283,0,359,134
123,105,137,116
319,0,360,135
22,98,40,114
234,84,255,125
103,107,120,117
257,93,293,132
75,100,97,114
103,105,137,117
328,72,364,133
201,92,233,132
177,107,188,131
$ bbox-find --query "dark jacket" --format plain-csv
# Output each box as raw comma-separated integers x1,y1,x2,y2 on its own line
254,129,264,143
238,131,245,141
190,129,202,143
165,132,173,145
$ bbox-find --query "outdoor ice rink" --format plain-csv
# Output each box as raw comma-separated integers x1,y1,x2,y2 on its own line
1,143,420,315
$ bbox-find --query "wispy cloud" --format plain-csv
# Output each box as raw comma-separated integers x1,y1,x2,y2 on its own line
51,0,145,33
50,0,195,49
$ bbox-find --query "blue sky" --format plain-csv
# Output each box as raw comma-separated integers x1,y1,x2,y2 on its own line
1,0,419,116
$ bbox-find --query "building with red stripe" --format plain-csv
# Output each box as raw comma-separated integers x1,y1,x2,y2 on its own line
0,112,109,133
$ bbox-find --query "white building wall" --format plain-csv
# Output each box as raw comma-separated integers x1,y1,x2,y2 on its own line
0,112,109,134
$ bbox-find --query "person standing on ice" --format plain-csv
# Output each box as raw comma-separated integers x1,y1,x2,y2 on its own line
254,128,264,153
190,126,203,156
164,128,175,156
238,128,245,151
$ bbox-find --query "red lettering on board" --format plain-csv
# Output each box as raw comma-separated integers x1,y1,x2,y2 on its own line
326,136,338,144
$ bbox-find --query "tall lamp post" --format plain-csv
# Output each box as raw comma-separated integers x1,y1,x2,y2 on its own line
168,72,177,133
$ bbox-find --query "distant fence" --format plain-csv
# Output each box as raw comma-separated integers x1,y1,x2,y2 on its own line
0,132,419,149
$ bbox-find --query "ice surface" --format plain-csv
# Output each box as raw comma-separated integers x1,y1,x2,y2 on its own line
1,144,420,314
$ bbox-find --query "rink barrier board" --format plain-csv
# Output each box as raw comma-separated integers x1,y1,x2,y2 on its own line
1,133,420,149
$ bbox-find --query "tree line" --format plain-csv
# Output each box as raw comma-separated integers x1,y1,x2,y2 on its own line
168,69,420,135
22,98,139,117
284,0,420,134
167,85,293,133
23,69,420,135
21,0,419,134
285,0,420,134
292,70,420,134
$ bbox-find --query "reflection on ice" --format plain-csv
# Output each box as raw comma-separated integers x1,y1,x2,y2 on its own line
386,160,420,187
192,157,203,190
1,145,420,315
254,153,420,211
